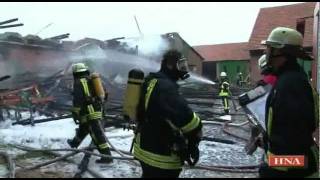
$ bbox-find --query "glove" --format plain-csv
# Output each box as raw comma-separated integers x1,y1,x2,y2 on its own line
185,129,202,166
256,134,264,148
72,111,80,124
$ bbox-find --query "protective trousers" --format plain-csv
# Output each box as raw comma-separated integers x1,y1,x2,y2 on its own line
70,119,111,156
221,96,229,114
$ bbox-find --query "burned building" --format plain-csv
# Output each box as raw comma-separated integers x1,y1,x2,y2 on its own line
0,32,70,89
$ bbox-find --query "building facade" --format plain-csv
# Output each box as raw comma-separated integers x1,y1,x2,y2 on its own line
164,32,204,75
314,2,320,91
194,42,250,84
248,2,316,83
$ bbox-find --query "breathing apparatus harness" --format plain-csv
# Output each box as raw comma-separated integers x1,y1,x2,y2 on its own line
134,75,197,166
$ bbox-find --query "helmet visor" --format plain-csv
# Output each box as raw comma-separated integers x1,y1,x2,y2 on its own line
261,40,284,49
177,57,189,72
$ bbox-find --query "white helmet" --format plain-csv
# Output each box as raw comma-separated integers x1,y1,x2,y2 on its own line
220,72,227,77
261,27,303,48
72,63,88,73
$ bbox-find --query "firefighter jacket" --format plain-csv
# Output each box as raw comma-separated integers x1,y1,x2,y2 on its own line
264,62,319,174
133,72,202,170
219,80,230,97
71,75,102,124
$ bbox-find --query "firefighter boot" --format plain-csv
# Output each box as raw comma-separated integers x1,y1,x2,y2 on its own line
67,139,80,148
95,148,113,164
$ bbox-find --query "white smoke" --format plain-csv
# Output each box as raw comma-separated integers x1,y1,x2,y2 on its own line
68,42,161,85
120,35,170,58
0,60,17,76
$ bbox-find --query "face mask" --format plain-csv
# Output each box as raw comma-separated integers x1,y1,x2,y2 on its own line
176,57,190,80
265,47,273,65
267,46,286,62
260,65,273,75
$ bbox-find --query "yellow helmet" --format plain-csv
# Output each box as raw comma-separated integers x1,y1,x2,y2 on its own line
72,63,88,73
261,27,303,48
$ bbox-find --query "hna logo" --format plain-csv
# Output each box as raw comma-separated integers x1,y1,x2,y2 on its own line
268,155,305,167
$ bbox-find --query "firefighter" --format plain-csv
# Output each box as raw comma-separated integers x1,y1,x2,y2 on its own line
259,27,319,178
133,49,203,178
237,72,244,87
218,72,230,114
20,91,35,126
67,63,113,164
245,54,278,155
257,54,277,87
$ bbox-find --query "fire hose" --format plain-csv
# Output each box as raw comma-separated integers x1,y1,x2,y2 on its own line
7,143,104,178
222,121,250,142
13,145,260,173
9,144,135,172
202,120,249,127
7,143,260,175
188,164,258,173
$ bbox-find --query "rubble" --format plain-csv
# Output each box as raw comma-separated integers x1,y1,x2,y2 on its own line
0,77,262,177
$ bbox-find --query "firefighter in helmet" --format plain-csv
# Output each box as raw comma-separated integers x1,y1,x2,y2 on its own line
245,54,278,156
256,54,278,87
259,27,318,178
133,49,203,178
237,72,244,87
218,72,230,114
67,63,113,164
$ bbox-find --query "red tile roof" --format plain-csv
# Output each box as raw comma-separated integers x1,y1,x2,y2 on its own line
249,2,316,50
193,42,250,62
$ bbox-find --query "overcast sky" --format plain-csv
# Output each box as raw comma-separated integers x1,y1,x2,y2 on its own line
0,2,304,46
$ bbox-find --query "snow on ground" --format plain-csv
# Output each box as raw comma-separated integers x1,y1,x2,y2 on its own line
0,165,8,178
198,140,263,167
0,118,77,149
0,115,140,178
0,113,262,178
